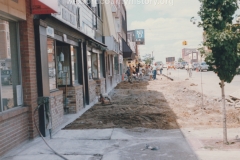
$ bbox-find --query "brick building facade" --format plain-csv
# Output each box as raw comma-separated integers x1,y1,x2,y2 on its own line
0,0,130,157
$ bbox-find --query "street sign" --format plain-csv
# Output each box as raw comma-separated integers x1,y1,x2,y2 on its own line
134,29,145,45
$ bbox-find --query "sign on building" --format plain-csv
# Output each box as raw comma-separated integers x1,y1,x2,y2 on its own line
47,26,54,37
166,57,175,63
134,29,145,45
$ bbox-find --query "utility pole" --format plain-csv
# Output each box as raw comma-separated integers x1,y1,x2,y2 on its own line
152,51,153,65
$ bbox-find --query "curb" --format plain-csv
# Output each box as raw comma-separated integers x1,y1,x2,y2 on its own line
162,74,174,81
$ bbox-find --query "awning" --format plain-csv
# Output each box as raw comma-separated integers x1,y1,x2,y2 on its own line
122,38,134,59
31,0,58,14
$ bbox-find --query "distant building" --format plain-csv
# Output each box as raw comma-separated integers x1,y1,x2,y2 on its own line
182,48,202,63
166,57,175,65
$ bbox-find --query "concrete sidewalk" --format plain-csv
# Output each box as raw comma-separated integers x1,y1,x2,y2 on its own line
1,128,197,160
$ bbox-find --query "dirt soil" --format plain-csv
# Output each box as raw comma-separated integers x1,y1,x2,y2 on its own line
64,76,240,130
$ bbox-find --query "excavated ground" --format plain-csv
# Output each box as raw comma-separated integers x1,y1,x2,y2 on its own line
64,76,240,130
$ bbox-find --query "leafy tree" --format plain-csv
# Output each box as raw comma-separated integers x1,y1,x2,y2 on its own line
178,58,184,62
142,54,154,65
196,0,240,144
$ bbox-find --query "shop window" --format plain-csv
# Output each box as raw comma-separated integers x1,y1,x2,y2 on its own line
56,41,71,86
108,55,113,76
71,45,78,84
87,51,92,79
87,51,100,79
0,19,22,112
114,55,119,74
48,40,77,89
99,53,103,78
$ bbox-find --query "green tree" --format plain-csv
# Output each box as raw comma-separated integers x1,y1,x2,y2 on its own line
178,58,184,62
196,0,240,144
142,54,154,65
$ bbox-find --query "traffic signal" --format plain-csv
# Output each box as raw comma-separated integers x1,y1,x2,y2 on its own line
182,41,187,45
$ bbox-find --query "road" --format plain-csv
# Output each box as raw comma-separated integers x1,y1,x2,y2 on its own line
162,68,240,98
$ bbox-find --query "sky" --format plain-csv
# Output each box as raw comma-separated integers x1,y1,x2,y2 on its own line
125,0,204,63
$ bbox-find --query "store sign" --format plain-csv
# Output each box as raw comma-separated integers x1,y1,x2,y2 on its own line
47,27,54,38
119,55,123,63
31,0,58,14
134,29,145,45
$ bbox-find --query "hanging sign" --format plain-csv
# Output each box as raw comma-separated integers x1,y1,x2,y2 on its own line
47,26,54,37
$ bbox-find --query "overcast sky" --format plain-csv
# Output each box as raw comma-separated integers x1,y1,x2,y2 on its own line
126,0,240,63
125,0,204,63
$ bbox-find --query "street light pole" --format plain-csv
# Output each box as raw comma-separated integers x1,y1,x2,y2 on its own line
152,51,153,65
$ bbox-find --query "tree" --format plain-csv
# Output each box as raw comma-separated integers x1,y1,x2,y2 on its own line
196,0,240,144
178,58,184,62
142,54,154,65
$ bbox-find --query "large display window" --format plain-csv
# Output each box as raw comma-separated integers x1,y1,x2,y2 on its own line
47,38,78,90
0,19,22,112
87,51,100,79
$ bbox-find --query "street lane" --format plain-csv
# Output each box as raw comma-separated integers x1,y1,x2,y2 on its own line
162,68,240,98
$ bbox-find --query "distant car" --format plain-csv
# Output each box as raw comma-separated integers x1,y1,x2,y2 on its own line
175,63,181,69
198,62,209,71
1,70,12,85
193,63,200,70
181,62,188,69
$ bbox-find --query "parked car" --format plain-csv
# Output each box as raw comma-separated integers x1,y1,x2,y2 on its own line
193,62,200,70
1,70,12,85
181,62,188,69
175,62,181,69
198,62,209,71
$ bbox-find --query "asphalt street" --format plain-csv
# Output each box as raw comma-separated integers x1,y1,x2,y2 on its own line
162,68,240,99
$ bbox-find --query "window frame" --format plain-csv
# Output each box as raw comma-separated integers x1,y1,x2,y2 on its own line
0,20,23,112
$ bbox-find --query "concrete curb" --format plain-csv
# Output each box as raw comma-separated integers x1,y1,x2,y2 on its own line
162,74,174,81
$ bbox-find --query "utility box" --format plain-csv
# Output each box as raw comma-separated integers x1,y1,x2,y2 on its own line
37,97,52,137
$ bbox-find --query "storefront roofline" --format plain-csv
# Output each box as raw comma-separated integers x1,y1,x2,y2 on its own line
39,15,107,49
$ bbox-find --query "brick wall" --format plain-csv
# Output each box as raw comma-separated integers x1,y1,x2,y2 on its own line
19,0,38,139
0,0,38,156
50,90,64,132
95,78,106,96
59,85,83,114
89,80,97,104
0,108,29,156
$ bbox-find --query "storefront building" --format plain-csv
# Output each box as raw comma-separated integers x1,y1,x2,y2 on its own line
0,0,107,156
33,0,106,136
0,0,37,156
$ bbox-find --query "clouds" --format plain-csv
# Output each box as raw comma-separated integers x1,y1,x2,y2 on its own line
127,0,203,62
